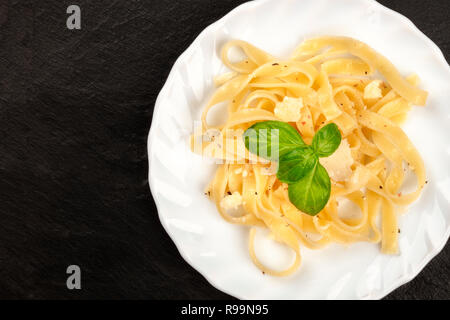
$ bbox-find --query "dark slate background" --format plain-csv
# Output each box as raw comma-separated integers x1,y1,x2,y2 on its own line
0,0,448,299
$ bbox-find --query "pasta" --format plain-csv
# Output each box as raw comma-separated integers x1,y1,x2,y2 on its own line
190,36,427,276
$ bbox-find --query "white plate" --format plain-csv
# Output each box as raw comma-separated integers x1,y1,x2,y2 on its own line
148,0,450,299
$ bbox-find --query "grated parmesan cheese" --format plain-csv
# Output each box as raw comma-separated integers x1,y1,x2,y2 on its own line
220,192,243,213
364,80,383,99
319,139,354,182
274,97,303,122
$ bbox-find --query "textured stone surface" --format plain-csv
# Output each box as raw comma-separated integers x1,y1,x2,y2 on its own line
0,0,448,299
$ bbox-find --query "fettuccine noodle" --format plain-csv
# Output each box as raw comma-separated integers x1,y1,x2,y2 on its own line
191,36,427,276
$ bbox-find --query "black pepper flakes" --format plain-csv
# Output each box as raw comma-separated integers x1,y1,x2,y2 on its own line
379,185,383,189
272,63,279,66
227,191,232,195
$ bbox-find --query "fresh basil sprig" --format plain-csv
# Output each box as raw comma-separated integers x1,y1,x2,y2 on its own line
243,121,306,161
312,122,341,157
288,162,331,215
243,122,341,215
276,147,317,184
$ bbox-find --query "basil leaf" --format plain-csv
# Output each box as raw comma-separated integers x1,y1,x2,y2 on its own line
312,123,341,157
276,147,318,184
288,163,331,215
243,120,306,161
